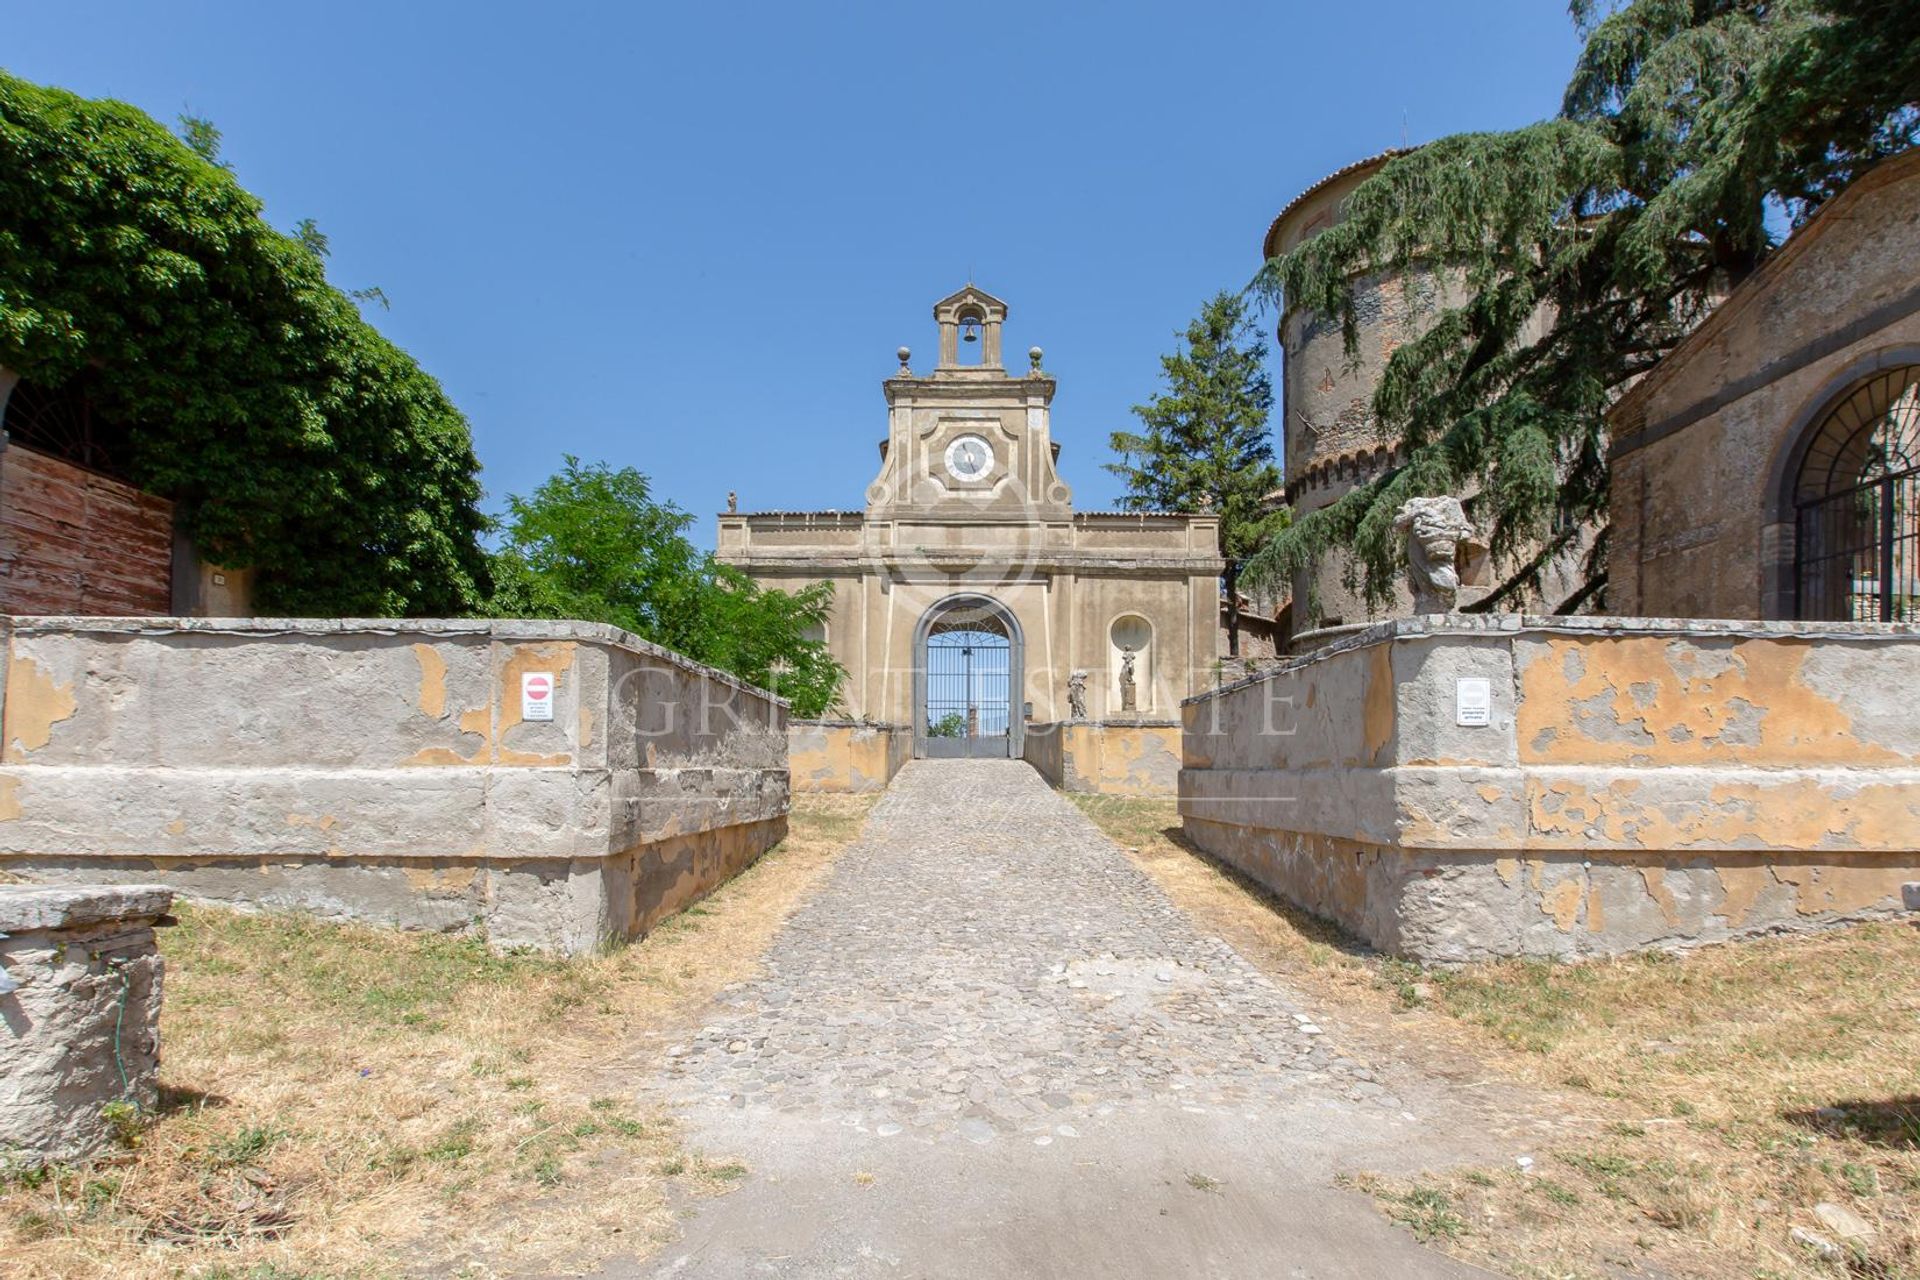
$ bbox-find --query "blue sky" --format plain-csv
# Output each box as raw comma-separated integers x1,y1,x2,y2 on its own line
4,2,1581,546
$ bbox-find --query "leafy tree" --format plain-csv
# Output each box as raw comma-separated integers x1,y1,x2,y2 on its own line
0,73,489,614
292,217,330,259
1107,291,1285,655
175,111,228,168
928,712,966,738
1246,0,1920,614
489,457,846,716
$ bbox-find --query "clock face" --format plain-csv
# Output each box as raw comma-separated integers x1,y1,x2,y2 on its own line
944,434,994,483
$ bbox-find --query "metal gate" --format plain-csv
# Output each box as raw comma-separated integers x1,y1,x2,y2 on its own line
1796,465,1920,622
920,612,1013,759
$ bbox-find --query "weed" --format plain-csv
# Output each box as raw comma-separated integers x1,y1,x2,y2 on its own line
1534,1179,1580,1207
1384,1186,1467,1242
1842,1162,1879,1197
210,1124,285,1166
98,1101,143,1148
424,1120,480,1164
1186,1172,1222,1192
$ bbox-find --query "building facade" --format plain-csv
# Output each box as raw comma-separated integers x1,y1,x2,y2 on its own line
1608,147,1920,622
717,286,1223,771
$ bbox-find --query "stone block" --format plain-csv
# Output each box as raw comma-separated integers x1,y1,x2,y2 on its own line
0,884,173,1166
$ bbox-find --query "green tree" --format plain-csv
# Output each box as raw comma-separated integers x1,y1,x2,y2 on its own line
489,457,846,716
0,74,489,614
1107,291,1285,655
1246,0,1919,614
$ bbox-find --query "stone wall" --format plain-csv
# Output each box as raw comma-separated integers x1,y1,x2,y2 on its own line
1024,720,1182,796
788,720,911,793
0,618,789,954
1180,615,1920,962
1,884,173,1166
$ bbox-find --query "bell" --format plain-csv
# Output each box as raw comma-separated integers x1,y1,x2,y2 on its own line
962,320,980,344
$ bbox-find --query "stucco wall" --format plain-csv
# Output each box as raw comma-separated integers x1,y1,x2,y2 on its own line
1024,721,1182,796
0,617,789,954
1608,149,1920,620
788,720,911,793
1180,615,1920,962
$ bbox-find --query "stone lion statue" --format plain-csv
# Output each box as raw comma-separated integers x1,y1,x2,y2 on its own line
1393,496,1479,613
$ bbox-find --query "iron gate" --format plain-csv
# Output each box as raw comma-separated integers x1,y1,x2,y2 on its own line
1796,465,1920,622
921,616,1013,759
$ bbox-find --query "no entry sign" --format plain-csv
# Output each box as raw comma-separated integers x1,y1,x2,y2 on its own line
521,671,555,722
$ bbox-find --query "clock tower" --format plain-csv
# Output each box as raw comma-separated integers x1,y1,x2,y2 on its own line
717,285,1224,777
864,285,1073,523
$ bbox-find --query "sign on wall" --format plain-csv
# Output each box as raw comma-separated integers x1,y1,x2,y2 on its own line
522,671,555,722
1455,677,1492,727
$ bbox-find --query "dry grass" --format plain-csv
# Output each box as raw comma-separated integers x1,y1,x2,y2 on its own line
0,793,875,1280
1073,794,1920,1280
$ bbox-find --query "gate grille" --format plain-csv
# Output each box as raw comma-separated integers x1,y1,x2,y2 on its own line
1796,466,1920,622
922,614,1012,759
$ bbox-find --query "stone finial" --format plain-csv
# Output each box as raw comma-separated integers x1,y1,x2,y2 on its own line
1029,346,1044,373
897,346,912,374
1393,496,1478,613
727,491,738,514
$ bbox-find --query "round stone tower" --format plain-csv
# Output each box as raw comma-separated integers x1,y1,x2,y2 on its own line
1264,149,1429,630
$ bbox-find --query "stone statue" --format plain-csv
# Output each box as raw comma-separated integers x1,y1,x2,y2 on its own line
727,491,738,513
1393,496,1478,613
1067,670,1088,721
1118,646,1138,713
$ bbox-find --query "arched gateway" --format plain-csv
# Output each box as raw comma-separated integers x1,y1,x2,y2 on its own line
714,286,1224,788
913,594,1023,759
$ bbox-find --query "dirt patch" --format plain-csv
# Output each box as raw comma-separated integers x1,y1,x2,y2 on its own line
1071,794,1920,1280
0,793,877,1279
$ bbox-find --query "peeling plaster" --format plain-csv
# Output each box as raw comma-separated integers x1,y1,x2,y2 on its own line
1519,637,1905,767
3,649,78,761
411,644,449,719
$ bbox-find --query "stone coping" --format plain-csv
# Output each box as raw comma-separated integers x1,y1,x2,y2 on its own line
0,615,787,709
790,719,911,730
1183,612,1920,707
0,884,174,933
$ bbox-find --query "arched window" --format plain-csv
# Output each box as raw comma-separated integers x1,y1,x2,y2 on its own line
0,378,133,478
1794,365,1920,622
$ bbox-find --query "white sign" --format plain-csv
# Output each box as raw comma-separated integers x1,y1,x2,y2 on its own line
521,671,555,722
1455,676,1492,727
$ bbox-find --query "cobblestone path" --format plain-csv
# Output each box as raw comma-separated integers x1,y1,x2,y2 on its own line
661,760,1397,1140
630,760,1500,1278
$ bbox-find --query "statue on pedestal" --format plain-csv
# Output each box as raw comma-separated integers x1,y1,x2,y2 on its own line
1118,646,1138,714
